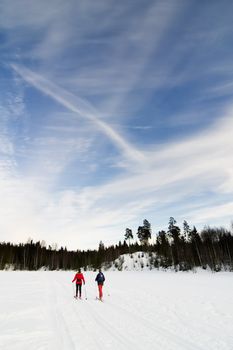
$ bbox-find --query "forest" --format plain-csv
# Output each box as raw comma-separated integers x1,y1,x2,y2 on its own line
0,218,233,272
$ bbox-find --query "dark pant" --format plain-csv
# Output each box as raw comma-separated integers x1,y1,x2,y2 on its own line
76,284,82,297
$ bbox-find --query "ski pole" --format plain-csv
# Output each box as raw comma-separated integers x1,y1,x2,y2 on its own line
84,284,87,300
106,285,110,297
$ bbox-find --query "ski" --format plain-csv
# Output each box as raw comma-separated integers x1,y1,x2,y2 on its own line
95,297,104,302
74,296,87,300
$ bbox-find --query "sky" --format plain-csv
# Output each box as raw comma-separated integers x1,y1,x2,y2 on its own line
1,0,233,250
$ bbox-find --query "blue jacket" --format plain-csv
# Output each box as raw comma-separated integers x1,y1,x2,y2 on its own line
95,272,105,285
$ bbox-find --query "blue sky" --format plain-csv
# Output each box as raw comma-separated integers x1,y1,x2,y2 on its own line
1,0,233,249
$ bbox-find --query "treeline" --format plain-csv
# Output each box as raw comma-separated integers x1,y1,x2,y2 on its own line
0,239,138,271
0,217,233,271
153,220,233,271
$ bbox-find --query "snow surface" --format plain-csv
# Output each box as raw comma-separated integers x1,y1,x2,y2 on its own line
0,270,233,350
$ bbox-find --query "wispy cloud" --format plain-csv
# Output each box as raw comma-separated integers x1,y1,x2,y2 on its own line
12,64,145,164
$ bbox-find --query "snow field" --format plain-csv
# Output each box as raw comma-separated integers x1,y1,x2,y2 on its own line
0,271,233,350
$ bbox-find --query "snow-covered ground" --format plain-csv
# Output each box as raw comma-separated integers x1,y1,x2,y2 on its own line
0,271,233,350
109,251,156,270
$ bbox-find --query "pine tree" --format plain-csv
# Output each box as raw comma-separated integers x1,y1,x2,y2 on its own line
183,220,191,242
137,219,152,245
167,217,181,267
124,228,133,254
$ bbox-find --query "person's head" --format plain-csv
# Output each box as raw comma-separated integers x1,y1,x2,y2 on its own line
99,268,102,273
78,268,81,273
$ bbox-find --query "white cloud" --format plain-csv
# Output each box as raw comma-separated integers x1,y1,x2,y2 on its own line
188,202,233,226
12,64,145,164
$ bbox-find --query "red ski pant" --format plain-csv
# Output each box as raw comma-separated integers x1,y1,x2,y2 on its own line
98,284,103,299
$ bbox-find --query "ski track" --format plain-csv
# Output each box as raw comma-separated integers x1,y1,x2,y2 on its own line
106,294,209,350
53,278,106,349
43,275,75,349
55,277,141,350
84,300,142,350
108,292,232,350
50,275,146,350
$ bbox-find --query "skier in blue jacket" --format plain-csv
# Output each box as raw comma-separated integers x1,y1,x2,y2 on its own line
95,269,105,301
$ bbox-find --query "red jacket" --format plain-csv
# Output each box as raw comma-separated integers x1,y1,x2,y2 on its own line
72,273,85,285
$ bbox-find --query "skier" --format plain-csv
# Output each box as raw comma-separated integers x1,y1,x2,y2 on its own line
95,268,105,301
72,269,85,299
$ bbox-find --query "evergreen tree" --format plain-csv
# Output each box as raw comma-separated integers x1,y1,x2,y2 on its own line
167,217,181,267
124,228,133,254
183,220,191,241
156,230,172,268
189,226,203,267
137,219,152,245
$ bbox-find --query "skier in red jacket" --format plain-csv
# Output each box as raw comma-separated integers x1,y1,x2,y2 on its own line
72,269,85,299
